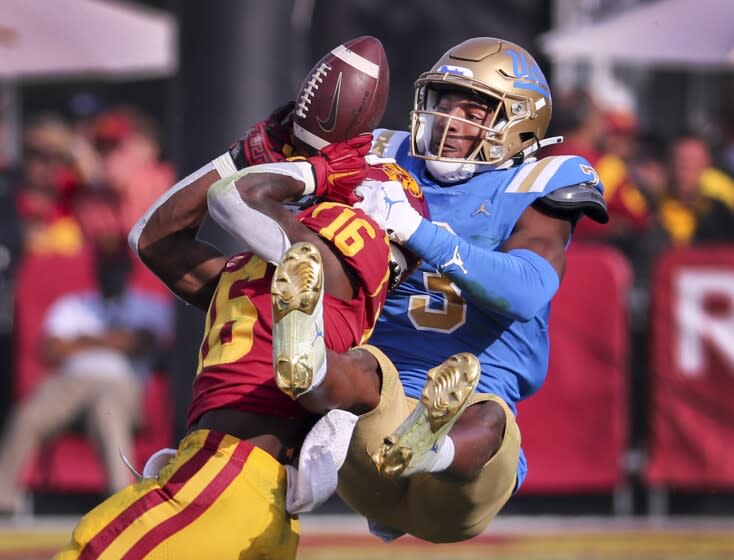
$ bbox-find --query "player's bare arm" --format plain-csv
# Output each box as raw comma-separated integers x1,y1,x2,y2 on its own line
207,136,374,303
135,169,227,311
130,101,298,311
500,204,574,280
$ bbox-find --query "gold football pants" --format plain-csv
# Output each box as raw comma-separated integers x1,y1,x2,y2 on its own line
55,430,299,559
338,345,521,543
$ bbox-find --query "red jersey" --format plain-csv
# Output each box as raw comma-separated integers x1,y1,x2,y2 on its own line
187,202,392,426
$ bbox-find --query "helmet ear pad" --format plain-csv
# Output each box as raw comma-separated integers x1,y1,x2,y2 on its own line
388,241,426,290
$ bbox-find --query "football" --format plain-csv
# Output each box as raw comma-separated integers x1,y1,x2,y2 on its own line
293,35,389,151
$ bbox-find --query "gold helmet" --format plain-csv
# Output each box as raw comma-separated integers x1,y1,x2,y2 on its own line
410,37,553,182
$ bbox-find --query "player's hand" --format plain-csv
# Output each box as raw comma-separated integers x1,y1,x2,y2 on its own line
308,134,372,205
354,180,423,243
228,101,295,169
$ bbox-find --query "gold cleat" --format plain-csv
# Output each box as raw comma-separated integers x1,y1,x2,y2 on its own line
272,242,326,399
372,352,480,478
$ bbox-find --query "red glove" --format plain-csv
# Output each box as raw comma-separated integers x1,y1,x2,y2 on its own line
228,101,295,168
307,134,373,205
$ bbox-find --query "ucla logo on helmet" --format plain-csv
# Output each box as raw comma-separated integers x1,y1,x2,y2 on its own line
504,49,550,98
437,64,474,79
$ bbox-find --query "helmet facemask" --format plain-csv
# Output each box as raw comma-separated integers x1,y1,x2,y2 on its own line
387,242,424,291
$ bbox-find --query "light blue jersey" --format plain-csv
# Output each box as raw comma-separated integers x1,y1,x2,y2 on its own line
368,130,603,488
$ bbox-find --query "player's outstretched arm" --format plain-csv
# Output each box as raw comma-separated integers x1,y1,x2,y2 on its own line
408,204,572,321
208,161,358,302
355,181,572,321
208,135,371,258
128,106,295,310
207,162,314,265
130,167,227,311
208,137,372,301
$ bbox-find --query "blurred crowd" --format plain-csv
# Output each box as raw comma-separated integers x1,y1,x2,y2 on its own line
1,105,174,261
539,88,734,462
541,88,734,294
0,104,175,513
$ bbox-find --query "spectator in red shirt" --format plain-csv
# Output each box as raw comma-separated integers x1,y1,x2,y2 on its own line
75,107,175,242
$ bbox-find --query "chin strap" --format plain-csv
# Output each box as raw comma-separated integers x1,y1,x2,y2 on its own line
424,158,479,183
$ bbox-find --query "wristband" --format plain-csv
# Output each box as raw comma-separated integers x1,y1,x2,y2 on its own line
211,152,239,178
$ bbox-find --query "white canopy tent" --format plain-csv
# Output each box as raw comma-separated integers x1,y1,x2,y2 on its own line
0,0,178,160
0,0,177,79
540,0,734,69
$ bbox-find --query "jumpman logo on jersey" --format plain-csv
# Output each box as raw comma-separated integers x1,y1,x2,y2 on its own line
441,246,468,274
471,200,491,217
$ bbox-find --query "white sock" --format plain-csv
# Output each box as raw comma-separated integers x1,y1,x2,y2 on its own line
403,435,455,476
311,357,327,390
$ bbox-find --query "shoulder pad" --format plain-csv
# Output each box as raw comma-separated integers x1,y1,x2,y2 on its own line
535,184,609,223
505,155,605,197
371,129,410,158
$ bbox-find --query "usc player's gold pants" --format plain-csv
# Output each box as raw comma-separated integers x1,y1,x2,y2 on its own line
55,430,299,560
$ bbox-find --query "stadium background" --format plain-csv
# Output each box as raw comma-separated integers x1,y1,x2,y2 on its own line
1,0,733,558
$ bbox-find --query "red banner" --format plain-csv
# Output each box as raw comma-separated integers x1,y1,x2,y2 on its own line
645,246,734,489
519,244,631,493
